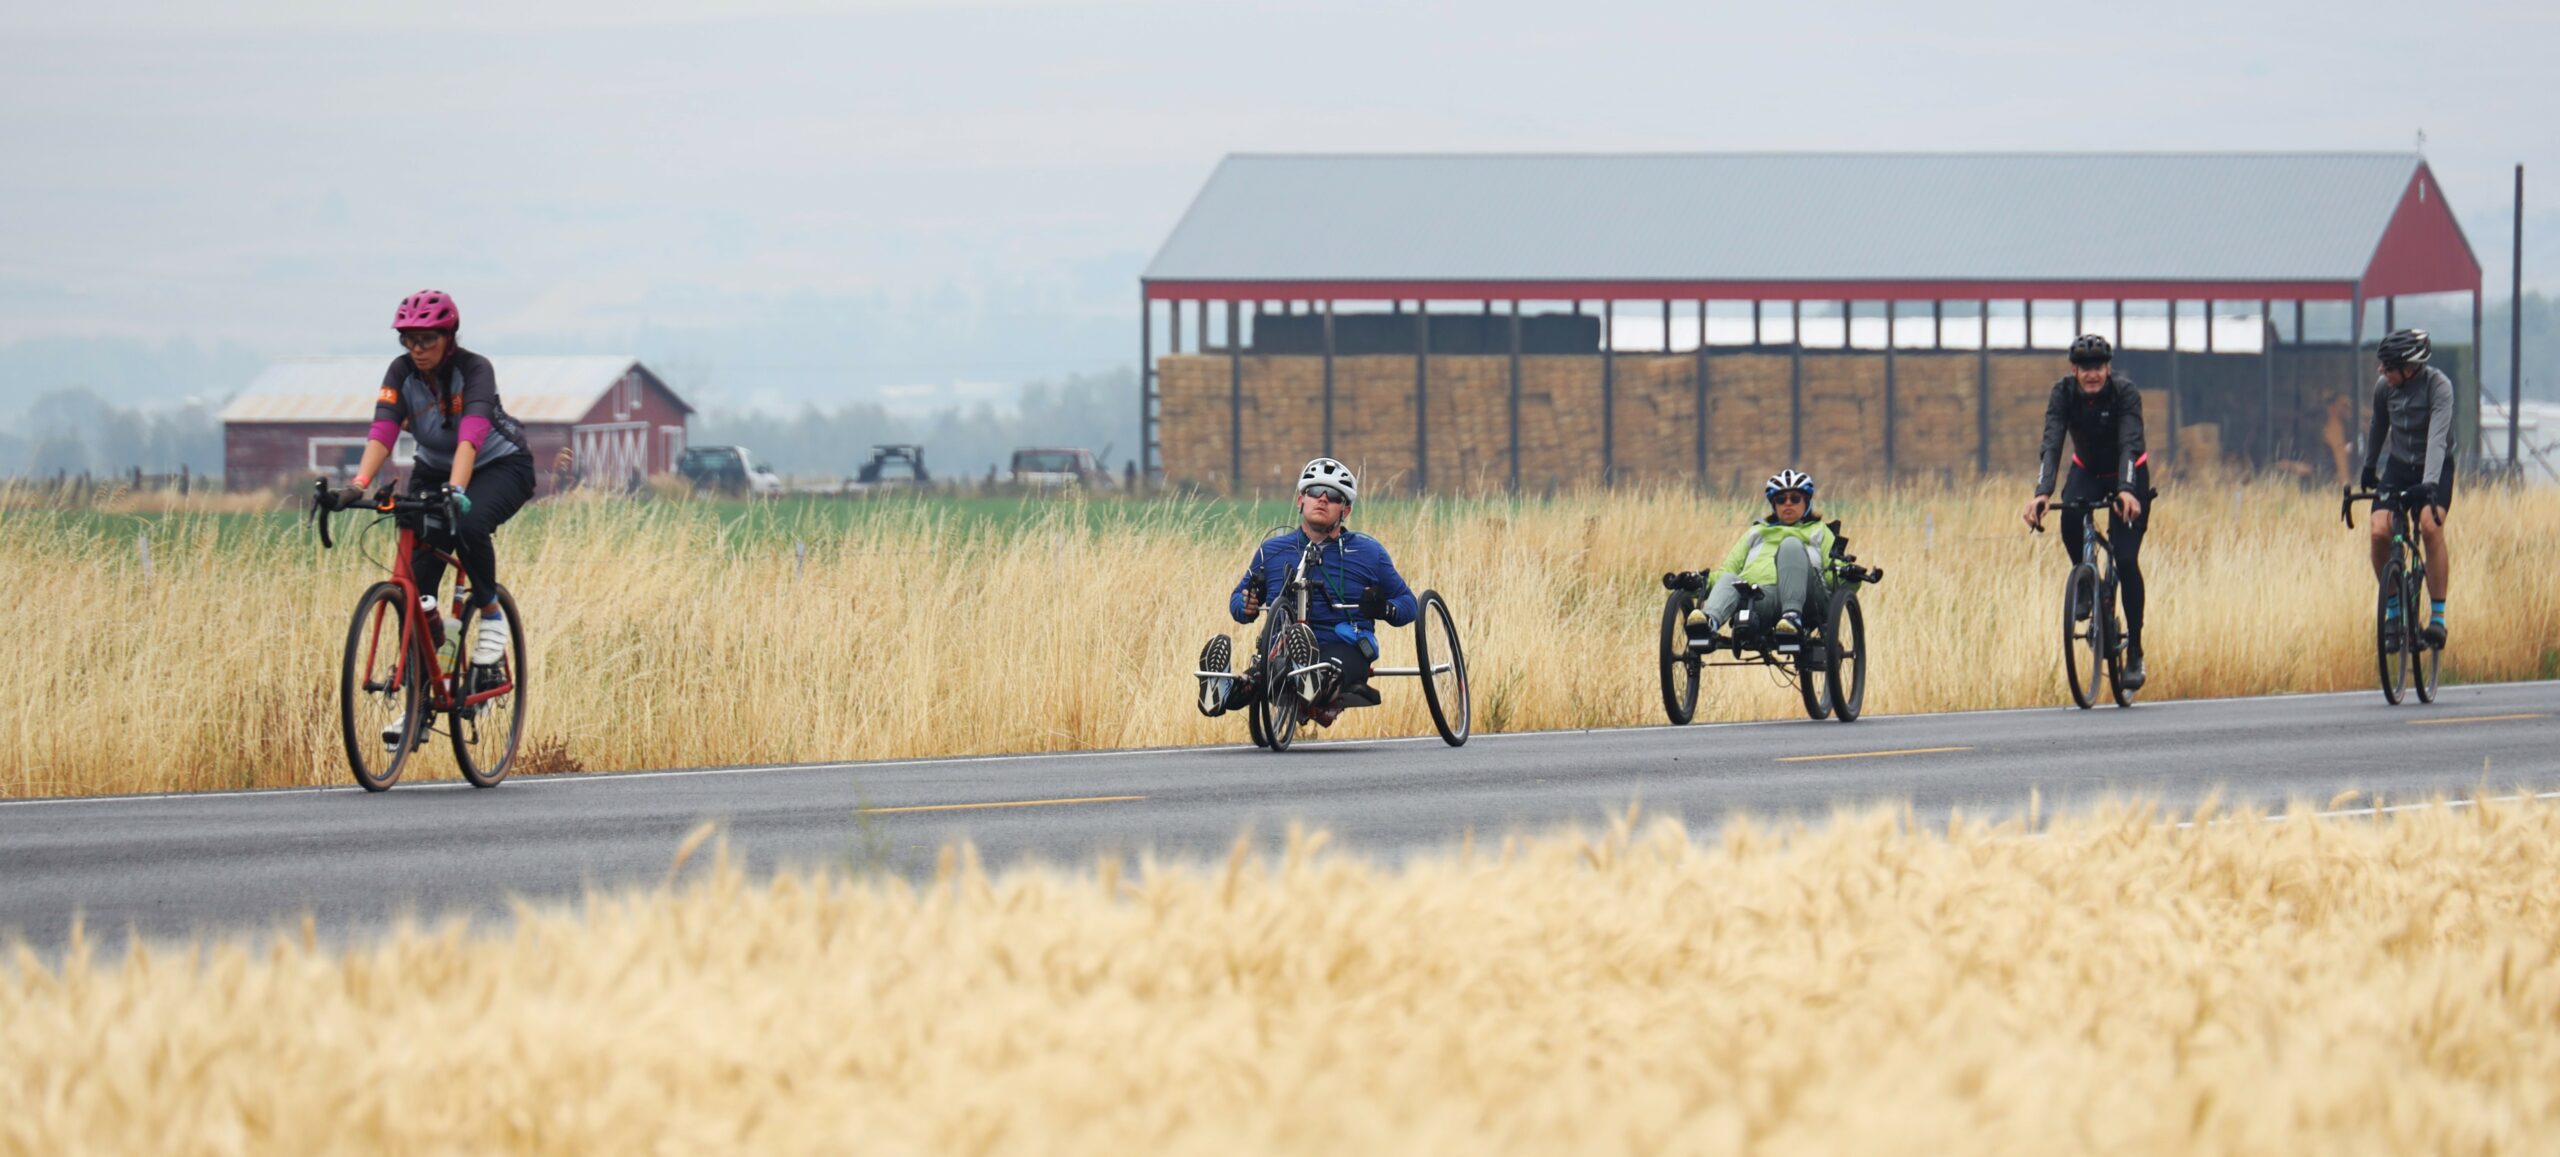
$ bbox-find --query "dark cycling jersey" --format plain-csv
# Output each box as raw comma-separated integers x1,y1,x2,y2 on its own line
2033,374,2147,497
1230,529,1418,630
372,347,527,471
2361,365,2455,493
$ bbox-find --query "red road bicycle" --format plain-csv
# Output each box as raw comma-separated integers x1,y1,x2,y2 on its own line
310,479,527,790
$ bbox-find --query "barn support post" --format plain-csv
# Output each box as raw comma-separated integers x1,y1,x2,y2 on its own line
1695,299,1710,484
1932,299,1943,349
1228,299,1244,489
1975,299,1991,476
1322,300,1337,459
1602,300,1617,486
2166,300,2181,466
1196,298,1208,353
2073,299,2083,340
1662,300,1673,353
1789,299,1804,465
1415,305,1430,494
1508,301,1523,494
2260,298,2275,467
1883,300,1898,479
2349,287,2365,467
1170,300,1182,355
1753,300,1763,345
1139,283,1156,483
2383,296,2395,335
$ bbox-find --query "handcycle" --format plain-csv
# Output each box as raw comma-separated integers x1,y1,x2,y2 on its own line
309,478,528,790
1657,521,1881,725
1199,531,1469,752
2031,497,2137,708
2341,485,2442,705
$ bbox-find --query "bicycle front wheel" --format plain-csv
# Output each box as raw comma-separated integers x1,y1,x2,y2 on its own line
2061,564,2100,709
451,586,526,787
2376,561,2409,705
2411,567,2441,704
339,581,424,792
2103,578,2136,709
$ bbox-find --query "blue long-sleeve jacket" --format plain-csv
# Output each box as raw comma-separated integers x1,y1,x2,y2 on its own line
1228,529,1418,630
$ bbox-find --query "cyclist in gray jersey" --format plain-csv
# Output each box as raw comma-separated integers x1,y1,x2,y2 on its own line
2359,328,2456,647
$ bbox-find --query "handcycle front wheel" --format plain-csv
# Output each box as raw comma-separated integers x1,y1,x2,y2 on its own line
339,581,425,792
450,586,527,787
1256,615,1304,753
1415,590,1469,746
1659,590,1700,726
2376,560,2409,705
2061,564,2101,710
1824,586,1867,723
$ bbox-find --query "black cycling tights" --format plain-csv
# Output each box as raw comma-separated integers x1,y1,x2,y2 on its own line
2058,466,2149,646
408,454,537,611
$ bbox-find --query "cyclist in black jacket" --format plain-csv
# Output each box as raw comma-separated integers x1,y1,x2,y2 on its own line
2022,333,2152,689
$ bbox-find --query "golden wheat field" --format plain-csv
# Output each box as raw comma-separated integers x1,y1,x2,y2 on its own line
3,479,2556,798
6,792,2559,1153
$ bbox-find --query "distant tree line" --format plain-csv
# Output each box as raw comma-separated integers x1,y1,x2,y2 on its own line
0,388,223,478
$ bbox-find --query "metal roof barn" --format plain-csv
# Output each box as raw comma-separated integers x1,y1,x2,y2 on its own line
1136,152,2487,490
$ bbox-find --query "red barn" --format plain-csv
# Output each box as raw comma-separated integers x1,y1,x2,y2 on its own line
222,356,693,492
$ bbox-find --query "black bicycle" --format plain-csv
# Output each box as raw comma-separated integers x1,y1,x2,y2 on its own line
1658,521,1881,725
1203,532,1469,752
2342,486,2442,705
2033,498,2136,709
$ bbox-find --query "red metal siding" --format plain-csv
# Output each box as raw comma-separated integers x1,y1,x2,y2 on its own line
2361,164,2485,299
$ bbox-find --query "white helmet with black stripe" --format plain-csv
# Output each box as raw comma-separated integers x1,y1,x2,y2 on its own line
1297,457,1357,504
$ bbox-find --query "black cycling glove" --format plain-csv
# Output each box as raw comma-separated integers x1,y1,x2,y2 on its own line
1358,584,1390,619
2359,466,2379,492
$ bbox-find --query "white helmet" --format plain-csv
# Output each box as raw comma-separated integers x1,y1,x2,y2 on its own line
1297,457,1356,503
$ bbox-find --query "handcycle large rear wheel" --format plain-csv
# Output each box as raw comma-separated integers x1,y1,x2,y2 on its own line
2061,564,2101,709
2410,567,2441,704
340,581,425,792
1659,590,1700,726
1415,590,1469,746
1825,587,1867,722
450,586,526,787
2376,560,2409,705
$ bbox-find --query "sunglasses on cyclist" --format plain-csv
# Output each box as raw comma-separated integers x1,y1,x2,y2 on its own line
1304,485,1350,506
398,331,448,350
1772,490,1808,505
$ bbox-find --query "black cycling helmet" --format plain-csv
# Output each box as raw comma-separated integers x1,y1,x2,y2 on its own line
2378,328,2432,368
2067,333,2113,368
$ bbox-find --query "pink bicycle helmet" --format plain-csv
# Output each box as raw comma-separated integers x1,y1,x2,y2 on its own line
392,290,460,331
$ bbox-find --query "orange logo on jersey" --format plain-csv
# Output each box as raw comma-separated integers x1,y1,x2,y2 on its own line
377,387,400,406
445,392,465,415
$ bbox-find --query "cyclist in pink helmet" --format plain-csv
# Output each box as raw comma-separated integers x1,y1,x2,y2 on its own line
340,290,536,681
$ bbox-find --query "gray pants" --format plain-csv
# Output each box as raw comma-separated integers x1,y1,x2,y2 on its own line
1700,538,1825,629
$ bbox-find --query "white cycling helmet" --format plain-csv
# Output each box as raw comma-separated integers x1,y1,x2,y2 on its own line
1297,457,1357,503
1764,468,1815,500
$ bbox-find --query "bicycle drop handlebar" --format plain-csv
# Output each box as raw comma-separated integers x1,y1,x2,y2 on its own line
2339,486,2431,529
307,477,462,550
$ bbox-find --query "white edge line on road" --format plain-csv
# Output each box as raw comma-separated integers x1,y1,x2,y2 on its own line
7,680,2551,810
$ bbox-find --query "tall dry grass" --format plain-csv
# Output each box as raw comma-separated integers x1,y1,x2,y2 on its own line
7,793,2560,1152
4,480,2556,798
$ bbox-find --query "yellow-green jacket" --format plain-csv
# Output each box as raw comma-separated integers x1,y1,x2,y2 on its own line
1708,515,1837,586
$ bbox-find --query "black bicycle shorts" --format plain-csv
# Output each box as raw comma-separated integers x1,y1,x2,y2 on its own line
2380,458,2455,511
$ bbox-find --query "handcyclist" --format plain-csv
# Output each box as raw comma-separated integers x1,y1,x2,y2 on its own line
1196,457,1418,718
327,290,536,671
2359,328,2455,649
2022,333,2152,690
1682,469,1836,645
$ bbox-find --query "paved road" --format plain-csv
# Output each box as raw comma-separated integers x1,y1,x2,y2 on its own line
4,682,2553,950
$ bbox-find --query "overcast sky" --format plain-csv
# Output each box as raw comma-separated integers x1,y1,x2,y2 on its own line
2,0,2553,409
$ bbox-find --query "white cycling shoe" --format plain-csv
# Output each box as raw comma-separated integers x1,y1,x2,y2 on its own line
472,615,509,666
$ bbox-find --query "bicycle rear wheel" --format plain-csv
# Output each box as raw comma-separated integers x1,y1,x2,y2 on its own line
1659,590,1700,726
339,582,424,792
2376,561,2409,705
2411,566,2441,704
2061,564,2100,709
450,586,526,787
1825,587,1867,722
1415,590,1469,746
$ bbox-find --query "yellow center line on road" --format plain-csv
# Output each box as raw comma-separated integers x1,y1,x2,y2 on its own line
858,795,1146,815
1776,746,1974,764
2404,713,2548,726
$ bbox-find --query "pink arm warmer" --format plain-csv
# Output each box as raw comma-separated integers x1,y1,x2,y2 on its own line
457,415,492,449
367,419,401,449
